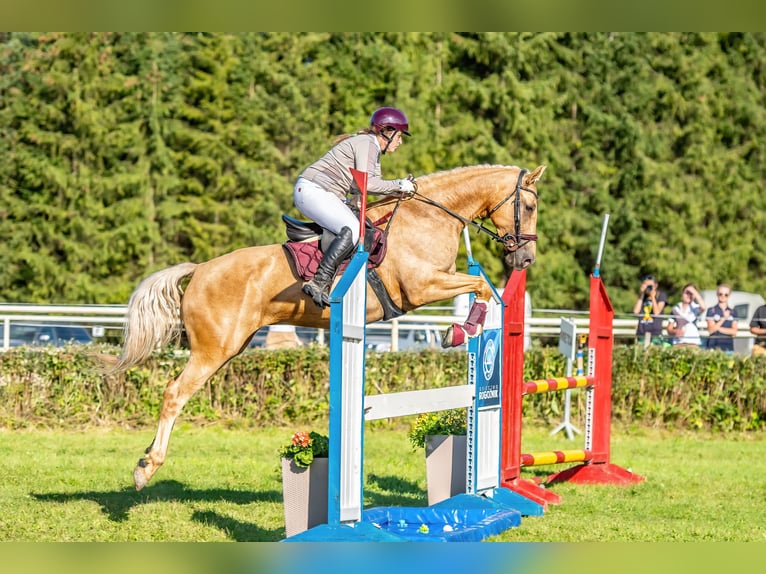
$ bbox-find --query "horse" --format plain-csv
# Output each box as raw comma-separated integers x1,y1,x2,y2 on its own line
110,163,546,491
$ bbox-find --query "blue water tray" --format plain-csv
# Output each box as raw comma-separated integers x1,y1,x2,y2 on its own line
360,504,521,542
282,493,534,542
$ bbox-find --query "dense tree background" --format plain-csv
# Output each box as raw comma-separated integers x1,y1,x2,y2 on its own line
1,32,765,314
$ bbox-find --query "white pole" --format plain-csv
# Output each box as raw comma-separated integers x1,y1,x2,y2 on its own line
594,213,610,277
463,227,474,264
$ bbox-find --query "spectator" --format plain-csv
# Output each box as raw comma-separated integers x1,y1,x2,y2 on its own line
665,284,706,347
632,274,668,347
705,284,738,353
749,302,766,356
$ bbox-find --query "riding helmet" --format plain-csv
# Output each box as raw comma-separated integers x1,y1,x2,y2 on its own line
370,107,411,136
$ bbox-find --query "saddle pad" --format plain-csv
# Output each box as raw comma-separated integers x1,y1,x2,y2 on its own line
283,228,388,282
283,240,323,280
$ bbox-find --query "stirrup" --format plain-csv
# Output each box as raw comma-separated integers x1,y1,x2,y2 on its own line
302,281,329,309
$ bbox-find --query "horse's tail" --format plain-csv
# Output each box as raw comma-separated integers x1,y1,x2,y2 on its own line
109,262,198,373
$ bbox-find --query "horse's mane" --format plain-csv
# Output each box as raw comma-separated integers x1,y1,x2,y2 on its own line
413,164,522,213
418,164,521,183
367,164,523,221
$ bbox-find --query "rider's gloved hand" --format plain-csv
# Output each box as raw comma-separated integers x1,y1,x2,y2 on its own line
398,176,416,197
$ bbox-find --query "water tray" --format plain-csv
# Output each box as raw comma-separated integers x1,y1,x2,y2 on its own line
361,505,521,542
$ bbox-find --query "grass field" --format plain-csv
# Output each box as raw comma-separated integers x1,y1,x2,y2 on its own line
1,423,765,542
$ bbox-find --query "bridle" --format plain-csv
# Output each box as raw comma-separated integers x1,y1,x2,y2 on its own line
411,168,538,252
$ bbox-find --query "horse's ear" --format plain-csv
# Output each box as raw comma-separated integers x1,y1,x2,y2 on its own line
525,165,546,185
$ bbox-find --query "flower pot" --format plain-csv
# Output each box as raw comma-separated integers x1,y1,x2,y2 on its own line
424,434,467,505
281,456,328,537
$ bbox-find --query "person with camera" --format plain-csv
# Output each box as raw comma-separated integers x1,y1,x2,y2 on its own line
705,284,738,353
633,274,668,347
749,302,766,356
666,284,706,347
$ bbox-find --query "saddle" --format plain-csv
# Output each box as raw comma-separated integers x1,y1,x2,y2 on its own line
281,214,388,281
281,214,404,320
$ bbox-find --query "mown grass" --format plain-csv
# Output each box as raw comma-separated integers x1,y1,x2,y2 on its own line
1,423,764,542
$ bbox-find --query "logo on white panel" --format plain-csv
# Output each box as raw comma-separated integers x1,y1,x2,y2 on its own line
482,336,497,381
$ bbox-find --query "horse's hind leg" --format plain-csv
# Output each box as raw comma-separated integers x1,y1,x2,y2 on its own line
133,352,229,491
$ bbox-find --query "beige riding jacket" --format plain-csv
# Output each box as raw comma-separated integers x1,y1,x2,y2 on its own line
299,133,403,201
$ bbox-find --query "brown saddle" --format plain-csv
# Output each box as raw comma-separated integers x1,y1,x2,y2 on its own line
281,215,388,281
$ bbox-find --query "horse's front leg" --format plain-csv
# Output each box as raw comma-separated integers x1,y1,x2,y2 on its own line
402,272,494,348
442,298,488,347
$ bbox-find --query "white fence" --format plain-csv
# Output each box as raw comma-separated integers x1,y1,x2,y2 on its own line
0,302,757,352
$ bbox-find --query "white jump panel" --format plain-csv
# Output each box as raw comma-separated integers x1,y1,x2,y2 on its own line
364,385,474,421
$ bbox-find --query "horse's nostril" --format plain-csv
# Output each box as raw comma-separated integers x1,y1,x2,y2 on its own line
518,256,535,270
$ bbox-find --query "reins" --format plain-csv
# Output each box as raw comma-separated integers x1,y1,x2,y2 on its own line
410,168,538,251
366,168,538,251
368,194,406,240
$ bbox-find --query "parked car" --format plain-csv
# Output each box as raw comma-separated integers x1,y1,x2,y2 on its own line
5,323,93,347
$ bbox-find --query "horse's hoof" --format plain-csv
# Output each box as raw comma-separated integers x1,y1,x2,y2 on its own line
133,457,156,491
441,327,452,348
134,465,149,491
441,324,466,348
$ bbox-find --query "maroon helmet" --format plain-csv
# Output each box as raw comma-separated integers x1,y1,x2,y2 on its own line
370,107,411,136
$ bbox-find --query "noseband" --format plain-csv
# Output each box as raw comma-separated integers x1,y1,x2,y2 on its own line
411,168,538,252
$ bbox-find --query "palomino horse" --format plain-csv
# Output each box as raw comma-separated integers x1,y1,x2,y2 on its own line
112,163,545,490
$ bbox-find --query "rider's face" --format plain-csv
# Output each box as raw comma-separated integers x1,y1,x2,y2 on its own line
389,131,403,152
379,130,403,153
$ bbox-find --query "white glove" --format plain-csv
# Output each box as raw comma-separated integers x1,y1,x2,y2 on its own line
398,178,415,193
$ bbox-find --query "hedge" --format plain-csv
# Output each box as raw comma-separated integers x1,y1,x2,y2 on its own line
0,345,764,432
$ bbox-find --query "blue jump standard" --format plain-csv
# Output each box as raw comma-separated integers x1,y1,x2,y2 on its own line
282,492,541,542
287,252,547,543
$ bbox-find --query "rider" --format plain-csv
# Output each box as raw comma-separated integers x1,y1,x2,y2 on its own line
294,106,416,308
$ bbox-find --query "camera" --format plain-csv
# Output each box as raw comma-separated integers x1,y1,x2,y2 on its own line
644,285,654,295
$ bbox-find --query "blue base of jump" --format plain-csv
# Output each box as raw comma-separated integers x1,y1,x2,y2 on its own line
283,491,538,542
282,521,409,542
433,490,544,517
484,488,546,516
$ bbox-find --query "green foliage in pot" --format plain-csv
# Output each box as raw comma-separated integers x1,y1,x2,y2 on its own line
278,430,329,468
407,408,467,451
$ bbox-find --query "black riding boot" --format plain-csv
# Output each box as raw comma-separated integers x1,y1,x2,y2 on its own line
302,226,356,308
